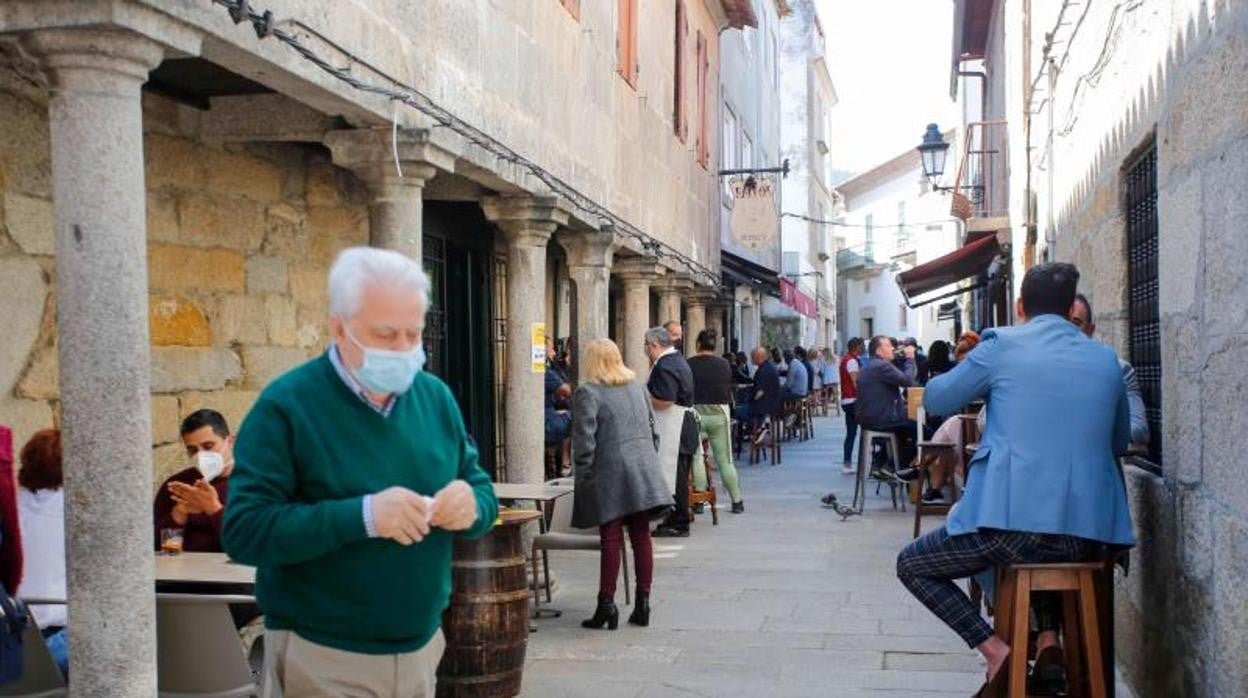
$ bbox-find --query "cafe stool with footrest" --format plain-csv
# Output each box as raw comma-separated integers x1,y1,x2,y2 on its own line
994,561,1110,698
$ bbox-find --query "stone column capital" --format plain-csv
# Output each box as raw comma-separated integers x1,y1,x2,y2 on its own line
657,273,695,294
556,226,621,270
683,291,714,310
20,28,168,91
482,196,570,247
324,128,452,185
613,257,666,282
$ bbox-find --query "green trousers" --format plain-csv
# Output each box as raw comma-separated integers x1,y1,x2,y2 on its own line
693,404,742,503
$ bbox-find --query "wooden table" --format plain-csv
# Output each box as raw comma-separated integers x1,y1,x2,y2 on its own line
156,553,255,587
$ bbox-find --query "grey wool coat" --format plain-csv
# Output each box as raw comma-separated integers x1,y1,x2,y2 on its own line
570,381,673,529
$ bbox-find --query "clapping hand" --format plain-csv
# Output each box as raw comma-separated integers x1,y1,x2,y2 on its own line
430,480,478,531
169,480,223,516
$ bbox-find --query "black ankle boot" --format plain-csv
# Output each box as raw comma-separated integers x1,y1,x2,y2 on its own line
628,590,650,627
581,596,619,630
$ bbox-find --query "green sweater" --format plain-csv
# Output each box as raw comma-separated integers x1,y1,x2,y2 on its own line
223,354,499,654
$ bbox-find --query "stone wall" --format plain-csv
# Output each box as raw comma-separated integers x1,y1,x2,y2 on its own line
142,0,723,272
1044,1,1248,695
0,79,366,489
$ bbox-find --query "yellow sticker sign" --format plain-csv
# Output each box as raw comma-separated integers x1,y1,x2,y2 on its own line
531,323,546,373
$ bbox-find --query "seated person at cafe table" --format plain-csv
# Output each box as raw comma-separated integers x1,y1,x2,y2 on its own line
854,336,920,476
224,247,498,698
895,262,1136,696
734,346,782,438
153,409,236,553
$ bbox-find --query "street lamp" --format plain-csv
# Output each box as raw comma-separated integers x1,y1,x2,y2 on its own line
917,123,949,187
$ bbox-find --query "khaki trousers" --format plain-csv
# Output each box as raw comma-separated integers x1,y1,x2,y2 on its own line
261,629,446,698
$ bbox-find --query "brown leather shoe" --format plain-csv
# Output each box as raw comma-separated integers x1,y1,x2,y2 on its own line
1029,645,1066,696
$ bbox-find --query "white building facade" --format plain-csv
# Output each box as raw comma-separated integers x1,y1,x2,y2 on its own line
768,0,838,351
717,0,789,354
834,146,961,351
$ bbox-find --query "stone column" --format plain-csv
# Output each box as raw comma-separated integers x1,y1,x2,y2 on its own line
708,301,730,352
481,197,568,486
22,27,167,697
325,128,453,266
685,293,708,356
659,287,684,328
615,258,665,375
556,227,619,376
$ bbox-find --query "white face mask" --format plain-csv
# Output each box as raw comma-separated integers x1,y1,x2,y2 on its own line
343,325,426,395
195,451,226,482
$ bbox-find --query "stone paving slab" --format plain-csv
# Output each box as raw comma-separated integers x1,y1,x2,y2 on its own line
518,412,986,696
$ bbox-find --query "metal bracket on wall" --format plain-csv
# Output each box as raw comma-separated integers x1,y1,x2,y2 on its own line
717,159,791,179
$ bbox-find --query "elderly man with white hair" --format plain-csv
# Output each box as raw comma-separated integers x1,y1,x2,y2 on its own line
224,247,499,697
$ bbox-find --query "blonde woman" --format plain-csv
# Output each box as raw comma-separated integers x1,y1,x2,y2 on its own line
571,339,670,630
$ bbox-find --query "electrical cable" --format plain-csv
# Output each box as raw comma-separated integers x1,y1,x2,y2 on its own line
211,0,723,287
781,212,959,229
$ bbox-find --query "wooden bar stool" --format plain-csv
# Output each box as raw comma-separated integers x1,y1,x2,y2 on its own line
994,562,1108,698
688,437,719,525
802,396,816,440
748,414,781,466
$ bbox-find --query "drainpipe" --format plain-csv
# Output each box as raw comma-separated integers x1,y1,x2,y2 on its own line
957,70,987,123
1044,56,1057,261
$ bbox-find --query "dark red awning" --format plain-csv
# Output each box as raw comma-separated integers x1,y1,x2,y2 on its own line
895,234,1000,303
780,278,818,318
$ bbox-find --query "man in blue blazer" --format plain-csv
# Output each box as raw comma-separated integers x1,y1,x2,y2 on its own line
896,263,1135,692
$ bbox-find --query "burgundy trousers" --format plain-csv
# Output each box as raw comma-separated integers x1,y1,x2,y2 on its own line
598,510,654,598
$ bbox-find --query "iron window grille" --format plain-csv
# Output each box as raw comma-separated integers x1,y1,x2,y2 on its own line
1123,142,1162,468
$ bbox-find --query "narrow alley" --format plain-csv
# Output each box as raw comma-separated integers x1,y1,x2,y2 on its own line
521,413,985,698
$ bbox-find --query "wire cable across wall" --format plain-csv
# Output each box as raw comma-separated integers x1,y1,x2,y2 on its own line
211,0,720,287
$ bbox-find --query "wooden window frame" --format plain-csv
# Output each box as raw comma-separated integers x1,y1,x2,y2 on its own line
617,0,639,87
673,0,688,141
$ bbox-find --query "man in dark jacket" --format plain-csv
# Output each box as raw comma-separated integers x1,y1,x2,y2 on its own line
856,336,920,474
736,347,782,425
796,346,816,394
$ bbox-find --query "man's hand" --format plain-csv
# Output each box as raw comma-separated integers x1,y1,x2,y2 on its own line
372,487,432,545
169,480,223,516
431,480,478,531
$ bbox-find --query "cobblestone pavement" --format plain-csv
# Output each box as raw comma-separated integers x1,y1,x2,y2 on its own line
519,412,986,698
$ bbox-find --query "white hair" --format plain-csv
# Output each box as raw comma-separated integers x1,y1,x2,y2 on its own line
328,247,430,319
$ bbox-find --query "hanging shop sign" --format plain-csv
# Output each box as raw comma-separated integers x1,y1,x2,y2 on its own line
729,175,779,252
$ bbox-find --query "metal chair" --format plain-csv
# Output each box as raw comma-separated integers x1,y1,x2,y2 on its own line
0,604,66,698
530,478,630,612
156,593,259,697
839,429,907,519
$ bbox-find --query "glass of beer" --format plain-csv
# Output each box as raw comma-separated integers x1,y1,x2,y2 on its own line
160,528,185,555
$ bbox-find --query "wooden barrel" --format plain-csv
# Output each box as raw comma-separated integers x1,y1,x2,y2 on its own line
437,509,540,698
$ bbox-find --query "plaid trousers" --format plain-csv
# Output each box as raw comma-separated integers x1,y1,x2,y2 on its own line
896,526,1098,648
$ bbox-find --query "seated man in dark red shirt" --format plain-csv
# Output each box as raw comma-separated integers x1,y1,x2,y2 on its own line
153,409,234,552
